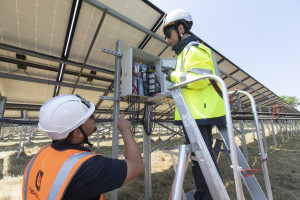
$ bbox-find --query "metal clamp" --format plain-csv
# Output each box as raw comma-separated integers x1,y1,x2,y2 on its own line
185,142,201,153
102,48,122,57
99,96,121,101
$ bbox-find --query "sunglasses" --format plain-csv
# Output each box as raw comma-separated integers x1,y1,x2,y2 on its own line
164,25,176,39
76,94,91,108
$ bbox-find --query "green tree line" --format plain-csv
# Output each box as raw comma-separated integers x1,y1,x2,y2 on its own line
280,95,300,108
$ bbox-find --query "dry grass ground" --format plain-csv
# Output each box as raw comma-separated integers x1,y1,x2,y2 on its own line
0,125,299,199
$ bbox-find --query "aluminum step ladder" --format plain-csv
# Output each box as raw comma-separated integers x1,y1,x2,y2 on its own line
168,75,243,200
167,76,273,200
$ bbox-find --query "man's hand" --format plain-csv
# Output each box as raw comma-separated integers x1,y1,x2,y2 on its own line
117,114,131,134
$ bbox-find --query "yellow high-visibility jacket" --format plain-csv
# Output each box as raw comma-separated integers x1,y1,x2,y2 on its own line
170,40,225,125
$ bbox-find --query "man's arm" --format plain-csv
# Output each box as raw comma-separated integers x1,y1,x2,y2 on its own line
117,115,144,185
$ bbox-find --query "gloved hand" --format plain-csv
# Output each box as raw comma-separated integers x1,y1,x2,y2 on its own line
161,66,174,83
165,70,173,82
161,66,174,74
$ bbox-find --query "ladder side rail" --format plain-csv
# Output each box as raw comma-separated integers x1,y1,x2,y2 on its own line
217,126,267,200
171,145,188,200
169,75,242,200
163,148,189,200
230,90,273,200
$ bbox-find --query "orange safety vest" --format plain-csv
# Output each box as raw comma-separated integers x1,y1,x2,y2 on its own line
22,145,103,200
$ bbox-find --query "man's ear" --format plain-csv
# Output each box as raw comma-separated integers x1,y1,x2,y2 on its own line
72,129,82,138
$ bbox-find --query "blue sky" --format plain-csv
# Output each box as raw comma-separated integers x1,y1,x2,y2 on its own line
150,0,300,111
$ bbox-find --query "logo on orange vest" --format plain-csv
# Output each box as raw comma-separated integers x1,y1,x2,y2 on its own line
35,170,44,191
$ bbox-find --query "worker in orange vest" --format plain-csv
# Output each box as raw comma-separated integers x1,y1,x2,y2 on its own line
22,94,143,200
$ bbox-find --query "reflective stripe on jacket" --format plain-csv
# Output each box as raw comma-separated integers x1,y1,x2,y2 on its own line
22,145,103,200
170,41,225,122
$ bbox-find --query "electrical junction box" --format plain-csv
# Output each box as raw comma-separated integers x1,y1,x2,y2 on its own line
121,47,176,98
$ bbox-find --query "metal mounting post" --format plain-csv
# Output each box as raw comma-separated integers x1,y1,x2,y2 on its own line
17,110,27,159
284,119,289,140
268,107,277,147
110,39,122,200
143,103,152,200
0,96,7,140
237,94,248,161
258,103,268,151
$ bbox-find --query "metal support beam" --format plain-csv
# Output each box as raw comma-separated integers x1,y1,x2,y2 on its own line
83,0,167,44
237,94,248,161
0,56,114,83
0,72,113,93
284,119,289,140
17,110,27,159
71,8,108,94
143,104,152,200
258,103,268,151
278,120,285,143
0,43,114,75
0,96,7,140
110,40,122,200
219,70,281,107
268,107,277,147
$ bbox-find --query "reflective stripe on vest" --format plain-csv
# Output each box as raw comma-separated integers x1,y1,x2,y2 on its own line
179,68,212,83
23,146,100,200
48,152,94,200
187,68,212,75
23,145,50,200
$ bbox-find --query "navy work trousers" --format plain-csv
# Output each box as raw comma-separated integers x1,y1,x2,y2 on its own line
183,125,222,200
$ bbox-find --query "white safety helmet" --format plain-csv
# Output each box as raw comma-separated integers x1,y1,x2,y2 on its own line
162,9,193,33
38,94,95,140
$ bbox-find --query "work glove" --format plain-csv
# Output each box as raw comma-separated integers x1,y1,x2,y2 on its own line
165,71,173,82
161,66,174,83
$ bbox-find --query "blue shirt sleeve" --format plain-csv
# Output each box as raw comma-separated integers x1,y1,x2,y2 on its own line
63,155,127,200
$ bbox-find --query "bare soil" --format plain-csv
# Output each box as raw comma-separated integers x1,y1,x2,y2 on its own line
0,126,299,200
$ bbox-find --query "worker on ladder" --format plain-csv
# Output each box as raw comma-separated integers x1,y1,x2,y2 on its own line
162,9,226,200
22,94,143,200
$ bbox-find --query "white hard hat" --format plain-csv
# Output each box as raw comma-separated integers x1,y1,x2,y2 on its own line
38,94,95,140
162,9,193,33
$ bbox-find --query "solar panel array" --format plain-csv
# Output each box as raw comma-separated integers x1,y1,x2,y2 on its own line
0,0,297,121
